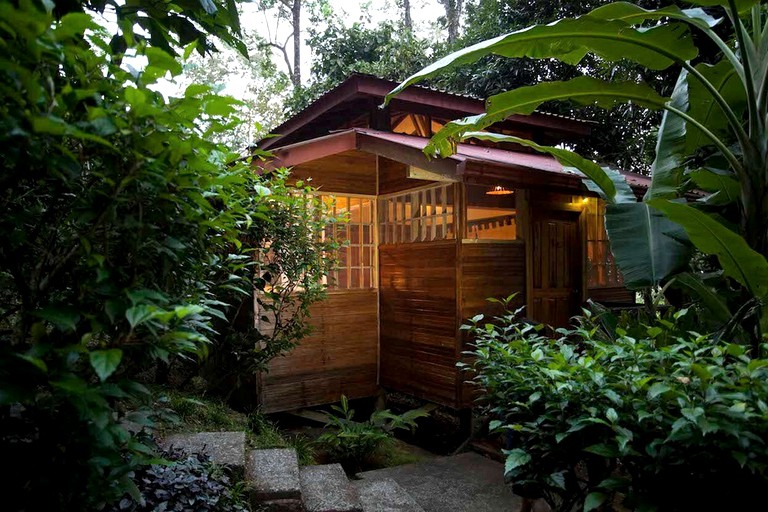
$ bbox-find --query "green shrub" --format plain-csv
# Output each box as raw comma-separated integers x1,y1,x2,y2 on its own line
317,395,428,472
0,3,332,509
463,301,768,511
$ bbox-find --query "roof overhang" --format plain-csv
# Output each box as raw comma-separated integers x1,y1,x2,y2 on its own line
260,74,593,150
254,128,650,195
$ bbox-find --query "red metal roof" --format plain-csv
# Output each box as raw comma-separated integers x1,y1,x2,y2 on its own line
260,74,593,150
264,127,651,191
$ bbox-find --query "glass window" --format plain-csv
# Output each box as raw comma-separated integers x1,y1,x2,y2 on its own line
585,197,623,288
323,194,376,290
378,183,455,244
465,184,517,240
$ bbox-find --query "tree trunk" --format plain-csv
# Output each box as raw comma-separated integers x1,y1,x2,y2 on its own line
402,0,412,31
439,0,463,44
291,0,301,88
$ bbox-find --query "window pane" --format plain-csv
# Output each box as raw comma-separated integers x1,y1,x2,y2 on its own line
466,184,517,240
349,197,361,223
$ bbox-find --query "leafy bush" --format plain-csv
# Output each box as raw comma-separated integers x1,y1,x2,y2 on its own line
0,3,333,509
463,302,768,512
107,447,249,512
317,395,428,471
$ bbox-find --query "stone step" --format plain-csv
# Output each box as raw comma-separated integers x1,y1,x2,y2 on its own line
353,478,425,512
247,448,303,511
300,464,362,512
161,431,246,478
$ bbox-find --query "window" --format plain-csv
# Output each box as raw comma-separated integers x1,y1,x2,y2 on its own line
378,184,455,244
323,195,376,290
585,198,623,288
465,184,517,240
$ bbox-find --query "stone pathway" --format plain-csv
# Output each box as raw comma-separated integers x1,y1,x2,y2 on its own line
162,431,542,512
357,452,525,512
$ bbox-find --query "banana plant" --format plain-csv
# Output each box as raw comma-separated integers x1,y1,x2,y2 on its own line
385,1,768,338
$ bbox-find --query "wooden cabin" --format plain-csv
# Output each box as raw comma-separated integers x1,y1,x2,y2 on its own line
254,74,646,413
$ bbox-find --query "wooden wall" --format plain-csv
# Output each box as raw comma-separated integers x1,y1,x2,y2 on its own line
288,150,377,195
458,241,527,407
258,290,378,413
379,240,460,406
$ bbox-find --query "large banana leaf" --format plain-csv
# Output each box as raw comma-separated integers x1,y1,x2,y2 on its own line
648,199,768,299
605,202,693,288
384,20,697,104
689,168,741,205
424,78,669,160
587,3,720,29
685,60,747,153
645,70,689,200
673,272,733,328
456,132,637,203
681,0,761,11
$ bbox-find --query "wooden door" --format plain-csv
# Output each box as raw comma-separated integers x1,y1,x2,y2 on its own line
529,209,582,327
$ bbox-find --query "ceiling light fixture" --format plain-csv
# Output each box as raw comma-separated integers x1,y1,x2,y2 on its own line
486,185,514,195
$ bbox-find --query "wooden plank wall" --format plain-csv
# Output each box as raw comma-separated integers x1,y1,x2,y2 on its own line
379,240,460,407
458,241,526,407
258,290,378,413
287,151,377,195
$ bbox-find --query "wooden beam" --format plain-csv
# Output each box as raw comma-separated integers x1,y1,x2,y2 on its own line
264,130,359,169
357,132,461,180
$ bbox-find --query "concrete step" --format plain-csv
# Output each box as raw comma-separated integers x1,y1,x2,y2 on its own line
247,448,303,511
300,464,362,512
161,431,246,478
353,478,425,512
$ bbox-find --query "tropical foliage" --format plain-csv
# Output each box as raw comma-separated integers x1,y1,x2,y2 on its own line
463,301,768,511
386,0,768,344
0,2,334,509
317,395,429,471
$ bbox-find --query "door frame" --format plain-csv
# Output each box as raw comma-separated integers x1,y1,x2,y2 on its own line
522,192,588,324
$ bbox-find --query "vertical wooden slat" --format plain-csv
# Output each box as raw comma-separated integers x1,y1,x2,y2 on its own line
429,186,437,241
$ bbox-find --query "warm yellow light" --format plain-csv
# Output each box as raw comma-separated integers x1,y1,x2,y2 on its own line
486,185,514,196
582,197,589,203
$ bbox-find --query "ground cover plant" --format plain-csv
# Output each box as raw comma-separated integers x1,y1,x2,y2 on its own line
463,299,768,511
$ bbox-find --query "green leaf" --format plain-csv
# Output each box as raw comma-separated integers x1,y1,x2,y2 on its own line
584,444,619,457
504,449,531,474
648,200,768,299
689,168,740,205
126,305,155,328
606,407,619,423
89,349,123,382
36,306,80,332
648,382,672,399
681,0,760,11
54,12,98,40
645,70,689,200
584,492,608,512
685,60,746,153
458,132,627,203
587,3,720,30
385,19,697,104
145,47,183,77
605,202,692,288
488,419,503,431
673,272,732,328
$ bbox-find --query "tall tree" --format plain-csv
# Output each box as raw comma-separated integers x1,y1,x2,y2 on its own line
438,0,463,43
400,0,413,31
259,0,303,88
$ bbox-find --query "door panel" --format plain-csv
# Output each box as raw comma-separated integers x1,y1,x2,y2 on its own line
530,209,582,327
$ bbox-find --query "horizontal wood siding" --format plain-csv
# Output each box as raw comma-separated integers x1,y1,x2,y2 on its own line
379,240,459,406
287,150,377,195
460,242,526,319
459,242,526,407
259,290,378,413
588,286,635,305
